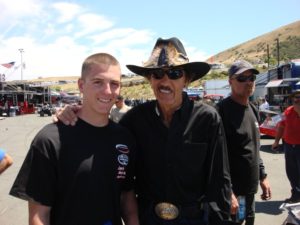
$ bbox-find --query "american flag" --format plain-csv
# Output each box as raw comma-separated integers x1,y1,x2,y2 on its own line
1,61,15,69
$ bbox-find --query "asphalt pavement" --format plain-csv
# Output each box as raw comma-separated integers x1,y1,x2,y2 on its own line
0,114,291,225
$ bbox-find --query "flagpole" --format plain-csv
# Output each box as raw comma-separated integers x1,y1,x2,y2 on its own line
18,48,24,81
18,48,27,102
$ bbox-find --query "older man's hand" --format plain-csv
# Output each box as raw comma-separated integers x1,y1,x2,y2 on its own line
230,193,239,215
52,104,81,126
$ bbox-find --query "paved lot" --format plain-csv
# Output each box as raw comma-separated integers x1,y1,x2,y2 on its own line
0,114,291,225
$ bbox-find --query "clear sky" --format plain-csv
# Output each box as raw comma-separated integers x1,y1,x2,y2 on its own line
0,0,299,81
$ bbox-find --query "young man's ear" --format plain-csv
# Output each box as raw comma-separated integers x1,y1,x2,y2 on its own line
78,78,84,93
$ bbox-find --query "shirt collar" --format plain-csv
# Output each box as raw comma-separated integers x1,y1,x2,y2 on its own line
154,92,190,118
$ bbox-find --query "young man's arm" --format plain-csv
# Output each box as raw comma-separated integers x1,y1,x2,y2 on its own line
0,152,13,174
120,190,139,225
28,201,51,225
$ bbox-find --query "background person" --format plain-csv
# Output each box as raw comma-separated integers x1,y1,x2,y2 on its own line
55,37,232,225
258,98,270,123
110,95,132,123
259,98,269,111
10,53,139,225
0,148,13,174
217,60,271,225
272,90,300,203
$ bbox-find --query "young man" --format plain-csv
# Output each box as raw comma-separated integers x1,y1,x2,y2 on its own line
272,90,300,203
217,60,271,225
55,38,232,225
10,53,139,225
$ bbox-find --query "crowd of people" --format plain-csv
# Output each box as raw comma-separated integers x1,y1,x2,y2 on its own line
3,37,299,225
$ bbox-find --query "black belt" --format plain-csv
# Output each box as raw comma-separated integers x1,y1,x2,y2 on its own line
286,143,300,148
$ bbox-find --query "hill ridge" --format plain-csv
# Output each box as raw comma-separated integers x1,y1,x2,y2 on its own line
207,20,300,65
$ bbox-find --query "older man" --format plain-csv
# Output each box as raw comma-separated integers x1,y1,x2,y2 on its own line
55,38,232,225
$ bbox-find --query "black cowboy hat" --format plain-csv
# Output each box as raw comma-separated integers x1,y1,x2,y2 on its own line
126,37,210,82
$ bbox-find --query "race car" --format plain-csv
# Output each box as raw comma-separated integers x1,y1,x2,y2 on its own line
259,109,283,138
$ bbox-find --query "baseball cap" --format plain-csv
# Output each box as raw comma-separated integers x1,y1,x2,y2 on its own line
228,60,259,76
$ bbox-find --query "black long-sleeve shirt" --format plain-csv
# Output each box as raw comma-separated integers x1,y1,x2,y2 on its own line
120,93,231,218
217,97,266,195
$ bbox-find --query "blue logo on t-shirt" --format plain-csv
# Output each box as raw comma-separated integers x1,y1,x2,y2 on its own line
118,154,129,166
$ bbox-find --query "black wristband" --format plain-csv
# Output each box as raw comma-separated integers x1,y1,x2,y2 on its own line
260,173,267,180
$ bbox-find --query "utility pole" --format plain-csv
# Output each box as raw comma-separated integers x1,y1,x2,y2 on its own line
276,38,280,67
18,48,26,101
267,44,270,81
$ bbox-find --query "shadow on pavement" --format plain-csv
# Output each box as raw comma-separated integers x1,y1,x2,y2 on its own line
260,144,284,154
256,200,285,215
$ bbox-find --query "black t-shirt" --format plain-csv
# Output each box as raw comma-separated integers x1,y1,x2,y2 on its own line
10,119,136,225
120,93,231,218
217,97,265,194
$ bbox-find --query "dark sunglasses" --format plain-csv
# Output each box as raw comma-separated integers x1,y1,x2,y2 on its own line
150,68,185,80
234,74,256,82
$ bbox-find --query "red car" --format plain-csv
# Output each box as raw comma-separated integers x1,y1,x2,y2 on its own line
259,109,283,137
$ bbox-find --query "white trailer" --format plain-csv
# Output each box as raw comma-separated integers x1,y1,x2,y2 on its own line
203,79,231,97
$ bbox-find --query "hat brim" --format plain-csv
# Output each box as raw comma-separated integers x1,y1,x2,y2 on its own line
126,62,211,82
232,68,259,76
289,90,300,98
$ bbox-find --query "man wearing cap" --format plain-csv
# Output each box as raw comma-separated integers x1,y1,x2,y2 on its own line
55,37,231,225
110,95,132,123
217,60,271,225
272,90,300,203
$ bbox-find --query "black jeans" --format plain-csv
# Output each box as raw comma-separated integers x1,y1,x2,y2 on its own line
284,143,300,199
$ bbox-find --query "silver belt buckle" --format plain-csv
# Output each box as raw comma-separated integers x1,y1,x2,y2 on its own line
154,202,179,220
